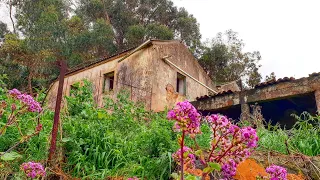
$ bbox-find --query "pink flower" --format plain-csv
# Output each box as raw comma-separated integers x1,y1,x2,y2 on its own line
8,89,42,113
221,159,237,178
20,161,46,179
8,88,21,96
241,127,259,148
266,165,287,180
167,101,201,135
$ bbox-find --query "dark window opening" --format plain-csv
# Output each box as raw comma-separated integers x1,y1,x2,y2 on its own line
70,83,81,97
177,72,186,95
103,72,115,93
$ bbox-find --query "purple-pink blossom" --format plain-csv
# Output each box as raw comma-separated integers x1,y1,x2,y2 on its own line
206,114,258,164
9,88,21,96
266,165,287,180
8,89,42,113
221,159,237,178
20,161,46,179
167,101,201,135
241,127,259,148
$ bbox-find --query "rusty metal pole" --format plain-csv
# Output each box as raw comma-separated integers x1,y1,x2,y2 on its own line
48,60,67,162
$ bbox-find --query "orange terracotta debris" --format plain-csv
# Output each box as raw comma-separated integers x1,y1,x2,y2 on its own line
186,168,209,180
235,159,268,180
234,159,305,180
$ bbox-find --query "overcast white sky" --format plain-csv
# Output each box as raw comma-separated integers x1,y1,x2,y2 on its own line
172,0,320,79
1,1,319,79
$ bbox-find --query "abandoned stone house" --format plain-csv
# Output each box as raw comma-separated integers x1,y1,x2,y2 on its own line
47,39,216,112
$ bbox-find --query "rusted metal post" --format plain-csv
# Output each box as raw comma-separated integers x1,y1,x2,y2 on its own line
48,60,67,162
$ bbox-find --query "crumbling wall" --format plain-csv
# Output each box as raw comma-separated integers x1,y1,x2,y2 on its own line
149,41,216,111
46,55,121,109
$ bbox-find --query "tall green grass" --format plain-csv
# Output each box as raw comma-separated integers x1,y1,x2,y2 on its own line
256,112,320,156
62,81,177,179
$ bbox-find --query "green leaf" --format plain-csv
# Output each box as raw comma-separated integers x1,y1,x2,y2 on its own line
208,162,221,171
195,150,202,156
0,152,22,161
185,174,198,180
97,112,105,119
203,166,213,173
183,151,189,158
61,137,72,142
171,173,179,179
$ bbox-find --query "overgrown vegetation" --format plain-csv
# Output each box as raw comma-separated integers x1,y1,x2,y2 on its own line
62,81,177,179
0,80,319,179
257,112,320,156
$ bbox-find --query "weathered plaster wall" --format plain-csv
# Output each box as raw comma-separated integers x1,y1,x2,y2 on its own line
116,47,153,109
47,40,215,112
47,55,122,109
149,41,216,111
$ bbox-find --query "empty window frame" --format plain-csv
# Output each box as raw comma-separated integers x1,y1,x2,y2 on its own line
103,72,115,93
176,72,186,95
70,82,81,97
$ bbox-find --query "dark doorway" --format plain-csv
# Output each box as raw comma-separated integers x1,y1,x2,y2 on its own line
250,92,317,129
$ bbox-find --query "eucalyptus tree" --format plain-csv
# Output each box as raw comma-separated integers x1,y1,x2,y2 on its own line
76,0,201,53
199,29,262,88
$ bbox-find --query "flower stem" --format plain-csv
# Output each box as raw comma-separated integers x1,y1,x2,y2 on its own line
180,130,185,180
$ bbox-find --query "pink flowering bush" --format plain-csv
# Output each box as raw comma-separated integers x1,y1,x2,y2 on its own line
0,88,43,136
266,165,287,180
1,88,44,176
168,101,259,180
20,161,46,179
8,88,42,112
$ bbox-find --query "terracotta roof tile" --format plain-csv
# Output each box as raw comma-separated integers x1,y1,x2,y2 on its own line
196,90,235,100
254,77,295,88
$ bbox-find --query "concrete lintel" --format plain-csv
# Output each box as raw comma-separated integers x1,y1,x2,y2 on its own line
193,75,320,112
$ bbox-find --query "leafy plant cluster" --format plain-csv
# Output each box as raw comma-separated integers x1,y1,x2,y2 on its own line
256,112,320,156
62,81,178,179
0,76,53,179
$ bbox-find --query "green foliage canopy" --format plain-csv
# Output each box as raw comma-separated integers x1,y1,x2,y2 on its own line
199,29,262,88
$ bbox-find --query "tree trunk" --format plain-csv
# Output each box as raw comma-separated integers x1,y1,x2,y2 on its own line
9,0,16,34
